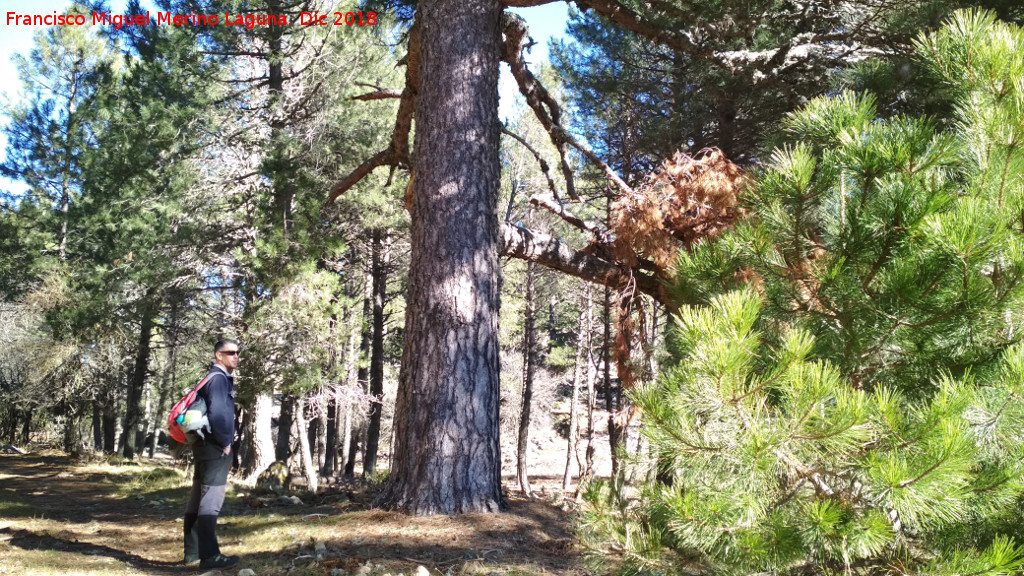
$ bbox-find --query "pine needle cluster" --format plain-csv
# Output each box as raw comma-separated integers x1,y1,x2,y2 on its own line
581,10,1024,576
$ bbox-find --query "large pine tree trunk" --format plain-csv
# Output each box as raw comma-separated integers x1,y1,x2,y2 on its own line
364,229,388,476
121,303,155,460
517,260,537,496
376,0,503,515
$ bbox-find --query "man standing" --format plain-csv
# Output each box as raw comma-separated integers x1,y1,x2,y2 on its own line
183,339,240,569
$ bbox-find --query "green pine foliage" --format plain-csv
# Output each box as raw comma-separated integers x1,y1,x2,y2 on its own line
584,290,1024,575
582,10,1024,575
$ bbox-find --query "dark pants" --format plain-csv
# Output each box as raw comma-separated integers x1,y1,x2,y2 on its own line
183,447,231,560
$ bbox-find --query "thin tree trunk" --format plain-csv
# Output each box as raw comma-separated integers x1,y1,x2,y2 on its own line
309,406,323,469
323,393,338,477
121,302,155,460
102,402,117,454
276,393,294,462
350,257,373,475
344,407,358,476
20,410,30,445
583,285,597,479
340,302,360,475
376,0,504,515
137,385,151,456
149,385,170,459
63,410,82,457
517,259,537,496
563,285,588,491
92,401,102,451
364,229,387,476
241,393,275,481
322,304,344,477
295,395,318,492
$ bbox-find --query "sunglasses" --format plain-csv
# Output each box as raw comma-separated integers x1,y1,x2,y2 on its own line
219,350,240,356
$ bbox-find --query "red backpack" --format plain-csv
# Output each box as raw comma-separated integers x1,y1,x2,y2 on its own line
167,375,212,444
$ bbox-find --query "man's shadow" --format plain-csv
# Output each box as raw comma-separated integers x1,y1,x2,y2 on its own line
0,526,185,573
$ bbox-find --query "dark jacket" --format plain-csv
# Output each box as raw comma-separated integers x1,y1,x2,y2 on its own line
195,364,235,458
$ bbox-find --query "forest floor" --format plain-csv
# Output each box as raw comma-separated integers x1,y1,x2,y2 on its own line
0,450,592,576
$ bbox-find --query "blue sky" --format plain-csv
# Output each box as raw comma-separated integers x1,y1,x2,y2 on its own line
0,1,569,194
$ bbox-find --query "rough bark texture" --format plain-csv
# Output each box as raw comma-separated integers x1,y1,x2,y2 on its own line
375,0,504,515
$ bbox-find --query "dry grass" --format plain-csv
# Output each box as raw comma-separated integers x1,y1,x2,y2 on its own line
0,451,585,576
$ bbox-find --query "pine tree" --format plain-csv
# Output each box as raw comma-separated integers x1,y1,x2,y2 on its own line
583,9,1024,575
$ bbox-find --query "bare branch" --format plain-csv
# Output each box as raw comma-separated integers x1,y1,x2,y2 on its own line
503,0,562,6
528,194,607,240
501,12,579,200
501,12,634,198
325,24,420,203
500,124,561,199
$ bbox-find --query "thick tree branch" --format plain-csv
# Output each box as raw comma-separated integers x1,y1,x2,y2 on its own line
501,12,634,198
327,150,395,204
501,223,664,304
349,90,402,101
574,0,894,81
391,22,420,163
501,12,578,200
326,24,420,203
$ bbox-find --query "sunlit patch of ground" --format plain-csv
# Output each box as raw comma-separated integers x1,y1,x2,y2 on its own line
0,452,584,576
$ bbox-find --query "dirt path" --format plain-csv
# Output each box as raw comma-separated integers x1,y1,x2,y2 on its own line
0,453,584,576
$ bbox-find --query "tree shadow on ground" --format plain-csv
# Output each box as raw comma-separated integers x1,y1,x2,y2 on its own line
0,527,185,574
